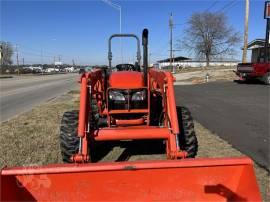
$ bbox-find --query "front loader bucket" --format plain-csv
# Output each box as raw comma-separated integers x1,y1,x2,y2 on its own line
1,157,261,201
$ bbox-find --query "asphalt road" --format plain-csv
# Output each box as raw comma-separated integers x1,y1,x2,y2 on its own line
0,74,78,122
175,81,270,170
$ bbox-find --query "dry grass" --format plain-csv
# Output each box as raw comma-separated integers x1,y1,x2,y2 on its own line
0,91,269,200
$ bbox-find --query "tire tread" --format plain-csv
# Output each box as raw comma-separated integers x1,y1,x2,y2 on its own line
177,106,198,158
60,110,79,163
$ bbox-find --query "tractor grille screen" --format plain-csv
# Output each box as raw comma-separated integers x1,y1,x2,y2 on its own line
108,89,147,110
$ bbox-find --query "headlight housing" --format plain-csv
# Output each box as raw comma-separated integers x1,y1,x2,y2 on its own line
108,89,147,110
131,90,146,101
109,91,125,101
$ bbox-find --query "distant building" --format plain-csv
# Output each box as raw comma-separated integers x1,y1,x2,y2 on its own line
157,56,239,69
55,61,63,66
246,39,269,63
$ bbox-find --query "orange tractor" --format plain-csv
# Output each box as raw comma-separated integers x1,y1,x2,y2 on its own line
1,29,262,201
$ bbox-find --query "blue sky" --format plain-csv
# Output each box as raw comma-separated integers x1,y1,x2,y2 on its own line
0,0,267,65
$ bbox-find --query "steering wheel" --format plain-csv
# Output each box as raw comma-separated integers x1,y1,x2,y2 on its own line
116,64,135,71
127,64,135,71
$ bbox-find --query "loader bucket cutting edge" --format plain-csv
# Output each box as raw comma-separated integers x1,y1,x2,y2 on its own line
1,157,261,201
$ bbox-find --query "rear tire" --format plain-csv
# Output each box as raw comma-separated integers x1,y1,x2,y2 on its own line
177,106,198,158
60,110,80,163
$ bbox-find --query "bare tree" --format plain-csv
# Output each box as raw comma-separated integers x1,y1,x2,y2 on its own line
0,41,14,67
180,12,241,68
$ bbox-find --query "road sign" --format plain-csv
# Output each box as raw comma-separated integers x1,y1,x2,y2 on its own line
264,1,270,19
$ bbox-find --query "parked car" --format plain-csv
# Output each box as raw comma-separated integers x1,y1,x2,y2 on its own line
45,68,59,73
79,68,85,74
235,63,270,85
65,66,75,72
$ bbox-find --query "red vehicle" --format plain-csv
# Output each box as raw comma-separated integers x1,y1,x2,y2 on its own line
236,62,270,84
236,2,270,85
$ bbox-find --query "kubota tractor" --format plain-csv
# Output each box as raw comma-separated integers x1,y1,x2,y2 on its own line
1,29,262,201
59,29,198,163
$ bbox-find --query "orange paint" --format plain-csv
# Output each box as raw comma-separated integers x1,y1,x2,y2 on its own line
1,157,262,201
109,71,144,88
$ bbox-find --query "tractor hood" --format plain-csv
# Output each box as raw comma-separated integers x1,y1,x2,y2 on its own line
109,71,144,88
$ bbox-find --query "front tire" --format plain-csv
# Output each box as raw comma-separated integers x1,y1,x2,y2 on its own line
177,106,198,158
60,110,80,163
263,73,270,85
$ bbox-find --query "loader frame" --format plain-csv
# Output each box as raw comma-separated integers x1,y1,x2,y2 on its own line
71,29,188,163
73,68,187,162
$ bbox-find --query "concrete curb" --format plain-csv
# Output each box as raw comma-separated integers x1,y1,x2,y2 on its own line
0,76,13,79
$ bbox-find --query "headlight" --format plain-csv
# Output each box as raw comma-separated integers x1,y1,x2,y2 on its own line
109,91,125,101
131,90,146,101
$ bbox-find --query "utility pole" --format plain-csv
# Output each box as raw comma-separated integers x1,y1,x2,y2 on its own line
0,45,3,74
169,13,174,72
264,1,270,63
16,44,19,68
102,0,122,63
41,49,43,67
120,6,122,64
72,59,75,66
242,0,249,63
22,58,24,66
0,45,3,68
53,56,56,68
264,20,270,63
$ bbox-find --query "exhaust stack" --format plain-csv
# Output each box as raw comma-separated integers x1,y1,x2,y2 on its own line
142,29,149,86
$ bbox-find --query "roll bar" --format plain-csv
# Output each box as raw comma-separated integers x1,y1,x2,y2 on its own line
108,34,141,68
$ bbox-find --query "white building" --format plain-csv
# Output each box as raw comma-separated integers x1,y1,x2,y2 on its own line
246,39,269,63
55,61,63,66
157,56,239,69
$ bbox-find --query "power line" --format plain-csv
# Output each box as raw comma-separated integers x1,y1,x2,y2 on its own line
216,1,238,13
20,50,54,58
14,43,58,56
21,52,53,58
173,1,220,27
10,43,82,64
174,22,188,26
151,42,169,56
172,1,234,29
205,0,219,12
174,1,239,32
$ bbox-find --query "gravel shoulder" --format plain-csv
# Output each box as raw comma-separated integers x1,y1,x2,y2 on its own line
174,67,238,85
0,90,269,200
